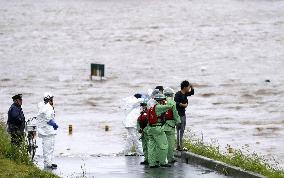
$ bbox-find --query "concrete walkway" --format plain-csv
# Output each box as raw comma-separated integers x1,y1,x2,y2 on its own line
36,156,230,178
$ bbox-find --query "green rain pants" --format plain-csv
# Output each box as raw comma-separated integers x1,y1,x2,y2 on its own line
141,129,149,162
147,125,168,166
164,129,175,163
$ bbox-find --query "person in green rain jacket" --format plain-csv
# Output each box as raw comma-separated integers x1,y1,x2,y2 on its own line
163,87,181,163
147,93,173,168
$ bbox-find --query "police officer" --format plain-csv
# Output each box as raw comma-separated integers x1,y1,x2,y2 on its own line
7,94,25,146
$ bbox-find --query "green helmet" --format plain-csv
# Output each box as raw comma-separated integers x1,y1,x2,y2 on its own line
151,89,160,97
154,93,166,101
164,87,174,97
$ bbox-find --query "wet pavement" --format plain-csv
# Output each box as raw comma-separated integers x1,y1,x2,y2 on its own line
31,112,229,177
36,156,229,178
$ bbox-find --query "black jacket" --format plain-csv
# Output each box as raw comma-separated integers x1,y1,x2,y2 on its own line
7,103,25,132
174,89,194,117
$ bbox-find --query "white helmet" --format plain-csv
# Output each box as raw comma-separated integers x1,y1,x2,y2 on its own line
164,87,174,97
43,92,54,101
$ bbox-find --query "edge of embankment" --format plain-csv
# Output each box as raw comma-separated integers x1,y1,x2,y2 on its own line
175,151,266,178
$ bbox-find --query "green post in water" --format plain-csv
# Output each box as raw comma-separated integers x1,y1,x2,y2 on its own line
90,63,105,80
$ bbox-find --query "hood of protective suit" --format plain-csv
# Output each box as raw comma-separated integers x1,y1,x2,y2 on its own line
122,96,144,115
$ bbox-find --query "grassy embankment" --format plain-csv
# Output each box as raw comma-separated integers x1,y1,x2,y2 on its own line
184,134,284,178
0,122,59,178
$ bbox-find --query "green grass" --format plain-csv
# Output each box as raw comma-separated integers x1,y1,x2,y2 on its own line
0,122,59,178
0,157,58,178
183,136,284,178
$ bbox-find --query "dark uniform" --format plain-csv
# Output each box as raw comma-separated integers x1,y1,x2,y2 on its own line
7,96,25,146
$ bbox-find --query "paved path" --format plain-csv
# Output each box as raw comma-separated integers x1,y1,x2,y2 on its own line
37,156,230,178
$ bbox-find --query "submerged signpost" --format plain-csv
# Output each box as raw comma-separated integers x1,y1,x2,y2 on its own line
90,63,105,80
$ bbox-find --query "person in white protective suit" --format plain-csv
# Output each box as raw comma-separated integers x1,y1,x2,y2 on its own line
122,94,144,156
37,92,58,169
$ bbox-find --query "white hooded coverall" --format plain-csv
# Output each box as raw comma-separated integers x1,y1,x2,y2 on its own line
37,102,56,168
122,96,143,155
